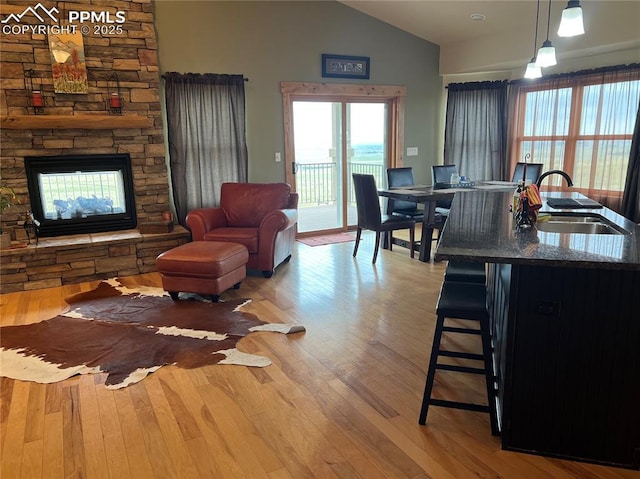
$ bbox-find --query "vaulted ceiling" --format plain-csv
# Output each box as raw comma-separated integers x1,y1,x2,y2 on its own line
339,1,640,75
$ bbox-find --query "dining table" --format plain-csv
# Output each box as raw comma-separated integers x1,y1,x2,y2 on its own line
378,181,517,262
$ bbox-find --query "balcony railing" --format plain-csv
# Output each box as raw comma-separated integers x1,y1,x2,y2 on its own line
295,162,385,206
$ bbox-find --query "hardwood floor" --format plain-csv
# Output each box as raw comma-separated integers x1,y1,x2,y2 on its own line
1,233,637,478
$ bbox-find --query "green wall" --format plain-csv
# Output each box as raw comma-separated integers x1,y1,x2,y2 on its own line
153,0,441,184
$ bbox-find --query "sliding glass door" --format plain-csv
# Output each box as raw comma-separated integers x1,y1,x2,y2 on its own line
282,82,406,236
291,101,388,233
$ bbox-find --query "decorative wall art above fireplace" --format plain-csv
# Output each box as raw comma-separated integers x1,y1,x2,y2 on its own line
48,30,89,94
24,154,137,237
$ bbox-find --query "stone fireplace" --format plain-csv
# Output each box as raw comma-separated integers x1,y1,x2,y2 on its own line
0,0,190,293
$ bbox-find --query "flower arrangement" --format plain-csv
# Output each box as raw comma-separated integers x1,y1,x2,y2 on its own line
1,185,16,212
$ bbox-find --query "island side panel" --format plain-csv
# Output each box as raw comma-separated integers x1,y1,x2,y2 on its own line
487,262,512,433
500,264,640,469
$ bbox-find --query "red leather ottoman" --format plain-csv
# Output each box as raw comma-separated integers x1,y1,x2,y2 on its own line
156,241,248,301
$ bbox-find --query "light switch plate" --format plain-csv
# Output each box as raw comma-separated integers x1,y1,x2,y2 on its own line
406,147,418,156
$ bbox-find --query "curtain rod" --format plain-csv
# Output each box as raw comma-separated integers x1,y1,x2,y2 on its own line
509,62,640,85
445,80,507,91
446,63,640,90
161,73,249,82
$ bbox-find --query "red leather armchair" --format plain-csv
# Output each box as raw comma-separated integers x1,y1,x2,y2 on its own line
186,183,298,278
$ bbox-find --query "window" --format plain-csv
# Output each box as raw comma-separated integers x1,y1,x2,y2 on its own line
511,69,640,209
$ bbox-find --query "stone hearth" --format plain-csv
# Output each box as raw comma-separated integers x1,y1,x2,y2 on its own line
0,227,189,294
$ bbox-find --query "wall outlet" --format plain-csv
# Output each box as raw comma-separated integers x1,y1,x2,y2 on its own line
534,300,561,317
407,147,418,156
275,152,281,162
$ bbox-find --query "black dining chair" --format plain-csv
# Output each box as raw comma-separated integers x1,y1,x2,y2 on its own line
386,167,422,252
352,173,416,264
386,167,422,218
431,164,457,236
511,162,544,185
432,164,458,188
387,166,445,249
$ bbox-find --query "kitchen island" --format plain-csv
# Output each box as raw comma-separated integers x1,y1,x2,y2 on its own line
434,189,640,470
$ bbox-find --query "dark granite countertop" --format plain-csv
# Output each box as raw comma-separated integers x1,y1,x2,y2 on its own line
434,190,640,270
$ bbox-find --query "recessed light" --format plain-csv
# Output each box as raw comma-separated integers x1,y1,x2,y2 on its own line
470,13,486,21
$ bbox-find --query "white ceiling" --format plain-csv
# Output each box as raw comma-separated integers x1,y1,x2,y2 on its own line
340,0,548,47
339,1,640,75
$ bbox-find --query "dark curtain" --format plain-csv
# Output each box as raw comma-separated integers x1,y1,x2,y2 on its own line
444,81,508,182
622,98,640,222
163,73,248,226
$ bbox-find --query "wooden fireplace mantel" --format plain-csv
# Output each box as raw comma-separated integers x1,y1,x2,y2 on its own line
0,114,152,130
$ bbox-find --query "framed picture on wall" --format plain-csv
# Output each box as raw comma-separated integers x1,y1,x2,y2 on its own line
48,31,89,94
321,54,370,79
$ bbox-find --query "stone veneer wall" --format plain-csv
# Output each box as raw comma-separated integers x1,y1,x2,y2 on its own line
0,0,190,292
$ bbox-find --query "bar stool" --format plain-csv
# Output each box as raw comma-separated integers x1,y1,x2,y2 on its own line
419,280,499,436
444,261,486,284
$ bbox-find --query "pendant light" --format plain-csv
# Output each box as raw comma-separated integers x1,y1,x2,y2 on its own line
524,0,542,79
558,0,585,37
535,0,557,68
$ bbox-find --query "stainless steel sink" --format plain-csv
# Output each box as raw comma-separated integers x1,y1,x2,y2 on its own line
541,215,602,223
536,213,630,235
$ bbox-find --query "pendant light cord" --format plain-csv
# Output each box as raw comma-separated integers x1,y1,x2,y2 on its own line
545,0,552,40
533,0,540,55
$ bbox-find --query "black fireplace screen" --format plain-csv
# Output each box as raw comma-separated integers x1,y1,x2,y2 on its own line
25,154,137,237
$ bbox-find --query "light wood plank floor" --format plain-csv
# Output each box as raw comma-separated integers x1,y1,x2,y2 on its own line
1,233,637,478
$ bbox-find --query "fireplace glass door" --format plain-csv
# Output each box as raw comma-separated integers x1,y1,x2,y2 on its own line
25,154,137,237
38,170,127,220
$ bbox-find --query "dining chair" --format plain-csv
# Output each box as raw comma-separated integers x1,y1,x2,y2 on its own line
352,173,415,264
386,167,422,251
387,167,445,249
511,162,544,185
431,164,457,236
386,167,422,218
432,164,458,188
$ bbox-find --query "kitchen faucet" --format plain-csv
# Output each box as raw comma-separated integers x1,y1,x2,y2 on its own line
536,170,574,189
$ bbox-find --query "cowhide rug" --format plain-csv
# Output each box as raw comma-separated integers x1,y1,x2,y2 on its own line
0,278,305,389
